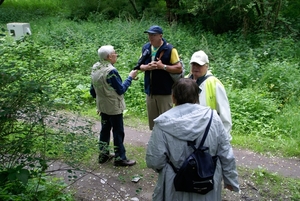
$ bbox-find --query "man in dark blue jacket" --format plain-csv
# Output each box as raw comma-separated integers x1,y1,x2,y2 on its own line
139,25,183,130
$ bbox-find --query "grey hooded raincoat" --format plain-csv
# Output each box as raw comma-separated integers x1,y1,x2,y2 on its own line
146,103,239,201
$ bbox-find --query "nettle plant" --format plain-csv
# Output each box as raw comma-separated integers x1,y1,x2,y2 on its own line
0,35,96,200
259,60,300,104
228,86,280,135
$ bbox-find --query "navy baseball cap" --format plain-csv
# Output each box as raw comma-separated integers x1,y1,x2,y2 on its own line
144,25,163,34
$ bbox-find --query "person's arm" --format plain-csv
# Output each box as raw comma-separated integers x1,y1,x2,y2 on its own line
216,120,239,192
215,82,232,141
146,126,168,172
140,48,182,73
107,69,133,95
155,48,182,73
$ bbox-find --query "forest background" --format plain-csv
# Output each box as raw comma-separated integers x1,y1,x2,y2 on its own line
0,0,299,200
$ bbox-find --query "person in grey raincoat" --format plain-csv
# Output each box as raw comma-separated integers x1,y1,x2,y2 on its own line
146,78,239,201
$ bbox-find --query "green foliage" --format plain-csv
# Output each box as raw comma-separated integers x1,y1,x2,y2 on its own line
179,0,299,35
0,32,94,199
210,34,300,91
0,3,300,198
0,0,63,20
259,60,300,104
0,176,75,201
271,101,300,156
229,85,300,156
247,167,300,200
229,87,280,134
2,0,300,36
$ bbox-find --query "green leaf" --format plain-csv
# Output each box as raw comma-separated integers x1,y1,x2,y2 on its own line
16,169,30,185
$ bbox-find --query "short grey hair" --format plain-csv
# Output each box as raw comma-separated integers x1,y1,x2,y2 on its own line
97,45,114,60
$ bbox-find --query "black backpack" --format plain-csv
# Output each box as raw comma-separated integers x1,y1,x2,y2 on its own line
169,109,218,195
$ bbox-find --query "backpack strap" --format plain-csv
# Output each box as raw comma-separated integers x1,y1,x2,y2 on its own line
168,109,213,173
198,74,213,93
198,109,214,149
187,141,196,151
187,109,213,150
158,50,164,60
198,74,213,85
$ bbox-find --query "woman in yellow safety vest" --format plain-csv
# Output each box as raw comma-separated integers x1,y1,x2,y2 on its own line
188,50,232,141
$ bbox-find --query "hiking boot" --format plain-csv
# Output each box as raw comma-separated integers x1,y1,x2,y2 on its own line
98,153,115,164
114,159,136,167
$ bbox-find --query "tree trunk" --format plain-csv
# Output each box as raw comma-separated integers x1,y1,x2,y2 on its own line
128,0,140,18
165,0,180,22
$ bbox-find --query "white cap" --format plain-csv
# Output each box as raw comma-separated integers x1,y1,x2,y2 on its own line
189,50,209,65
97,45,114,60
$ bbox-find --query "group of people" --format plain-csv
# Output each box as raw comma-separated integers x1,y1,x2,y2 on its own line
90,25,239,200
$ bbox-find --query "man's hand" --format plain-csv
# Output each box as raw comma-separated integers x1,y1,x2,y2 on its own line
146,61,160,70
156,58,163,69
129,69,138,80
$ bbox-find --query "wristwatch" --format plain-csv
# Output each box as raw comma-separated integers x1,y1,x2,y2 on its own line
163,65,167,70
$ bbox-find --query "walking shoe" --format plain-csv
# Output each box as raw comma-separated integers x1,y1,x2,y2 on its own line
114,159,136,167
98,153,115,164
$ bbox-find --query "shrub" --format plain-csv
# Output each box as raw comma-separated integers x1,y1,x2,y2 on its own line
228,86,280,135
0,34,91,200
258,60,300,104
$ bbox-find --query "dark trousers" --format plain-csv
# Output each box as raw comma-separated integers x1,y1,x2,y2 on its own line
99,112,127,160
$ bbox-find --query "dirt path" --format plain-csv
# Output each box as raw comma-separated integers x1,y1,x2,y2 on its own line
122,126,300,179
51,111,300,179
47,112,300,200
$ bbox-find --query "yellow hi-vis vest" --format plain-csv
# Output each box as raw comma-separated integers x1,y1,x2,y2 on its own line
204,77,224,110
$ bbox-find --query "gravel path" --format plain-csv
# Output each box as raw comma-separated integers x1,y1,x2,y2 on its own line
122,126,300,179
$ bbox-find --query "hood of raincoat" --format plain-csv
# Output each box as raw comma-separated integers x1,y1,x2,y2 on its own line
153,103,212,142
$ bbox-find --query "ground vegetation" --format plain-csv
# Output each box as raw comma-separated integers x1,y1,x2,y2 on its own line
0,0,299,200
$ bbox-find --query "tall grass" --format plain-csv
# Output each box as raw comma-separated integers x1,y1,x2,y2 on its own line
2,0,62,13
1,2,299,159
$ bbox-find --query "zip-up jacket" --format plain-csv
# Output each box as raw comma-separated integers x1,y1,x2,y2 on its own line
195,71,232,140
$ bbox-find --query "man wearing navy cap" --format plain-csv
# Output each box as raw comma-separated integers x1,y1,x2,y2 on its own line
139,25,183,130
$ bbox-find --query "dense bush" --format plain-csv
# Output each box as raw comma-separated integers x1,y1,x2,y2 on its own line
0,34,97,200
229,86,280,133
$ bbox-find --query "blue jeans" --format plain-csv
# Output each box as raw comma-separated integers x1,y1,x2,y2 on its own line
99,113,127,160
